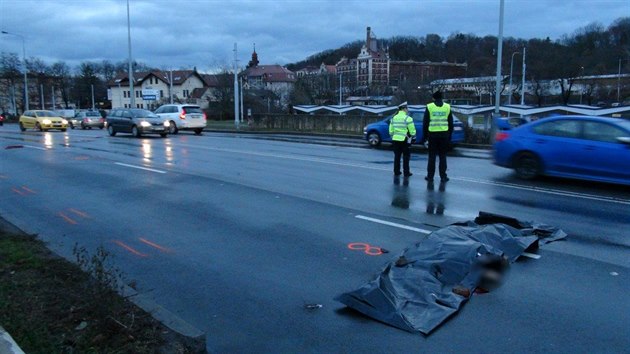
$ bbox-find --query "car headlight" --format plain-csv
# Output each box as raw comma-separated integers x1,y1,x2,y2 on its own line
163,120,171,127
140,121,151,127
42,119,52,124
61,119,68,124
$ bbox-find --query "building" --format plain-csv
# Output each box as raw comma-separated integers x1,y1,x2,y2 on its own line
240,49,297,106
390,60,467,86
107,69,207,110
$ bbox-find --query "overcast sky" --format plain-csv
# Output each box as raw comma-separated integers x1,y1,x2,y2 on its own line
1,0,628,73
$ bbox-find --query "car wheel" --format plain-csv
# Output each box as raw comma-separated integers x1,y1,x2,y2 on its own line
19,122,26,132
367,131,381,147
132,125,141,138
514,152,541,180
107,125,116,136
160,133,167,138
61,129,67,132
81,123,86,130
194,128,203,135
70,123,75,129
169,121,178,134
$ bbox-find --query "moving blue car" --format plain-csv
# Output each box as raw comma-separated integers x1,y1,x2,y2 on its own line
493,115,630,185
363,109,465,147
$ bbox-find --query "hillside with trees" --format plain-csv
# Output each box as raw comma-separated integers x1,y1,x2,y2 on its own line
1,17,628,116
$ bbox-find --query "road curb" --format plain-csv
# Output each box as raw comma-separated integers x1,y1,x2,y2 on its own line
0,326,25,354
122,285,207,353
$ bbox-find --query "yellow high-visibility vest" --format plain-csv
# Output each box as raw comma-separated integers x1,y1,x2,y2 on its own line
389,111,416,141
427,103,450,132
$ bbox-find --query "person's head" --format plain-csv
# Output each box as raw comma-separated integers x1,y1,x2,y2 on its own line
432,91,443,102
398,101,408,111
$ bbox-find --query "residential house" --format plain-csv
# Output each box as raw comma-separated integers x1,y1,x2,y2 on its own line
240,49,297,106
107,69,207,110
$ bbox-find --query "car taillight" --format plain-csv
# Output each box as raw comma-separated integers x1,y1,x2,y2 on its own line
179,108,186,120
203,112,207,120
495,132,510,142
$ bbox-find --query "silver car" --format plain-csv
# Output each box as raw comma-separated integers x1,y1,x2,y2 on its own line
70,111,104,129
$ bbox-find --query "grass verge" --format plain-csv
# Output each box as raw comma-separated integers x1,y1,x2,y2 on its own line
0,230,197,353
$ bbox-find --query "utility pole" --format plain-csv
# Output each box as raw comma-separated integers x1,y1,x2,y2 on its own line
233,43,240,129
520,47,526,106
127,0,135,108
491,0,505,142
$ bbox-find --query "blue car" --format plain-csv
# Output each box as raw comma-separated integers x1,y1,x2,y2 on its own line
493,115,630,185
363,110,465,147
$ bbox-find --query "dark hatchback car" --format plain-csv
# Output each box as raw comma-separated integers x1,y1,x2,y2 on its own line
493,115,630,185
363,109,465,147
106,108,169,138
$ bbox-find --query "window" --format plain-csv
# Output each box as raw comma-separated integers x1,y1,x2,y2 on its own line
135,91,140,98
583,121,625,143
533,120,581,139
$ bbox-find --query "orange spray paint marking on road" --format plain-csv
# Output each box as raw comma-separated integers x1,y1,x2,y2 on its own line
69,208,90,218
11,187,26,195
58,212,78,225
21,186,36,194
112,240,148,257
139,238,173,253
347,242,384,256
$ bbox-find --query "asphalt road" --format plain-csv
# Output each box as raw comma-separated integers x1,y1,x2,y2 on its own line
1,126,628,353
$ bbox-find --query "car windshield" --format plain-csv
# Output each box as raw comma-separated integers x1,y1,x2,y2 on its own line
130,109,159,118
617,120,630,132
36,111,57,117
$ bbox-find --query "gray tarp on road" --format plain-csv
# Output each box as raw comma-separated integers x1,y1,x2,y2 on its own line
335,212,567,335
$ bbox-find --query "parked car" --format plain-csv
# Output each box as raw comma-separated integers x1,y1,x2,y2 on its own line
70,111,104,129
493,115,630,185
363,109,465,147
106,108,169,138
18,110,68,132
154,104,207,135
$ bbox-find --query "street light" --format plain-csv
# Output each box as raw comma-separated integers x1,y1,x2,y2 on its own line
2,30,29,111
618,58,630,103
508,51,520,107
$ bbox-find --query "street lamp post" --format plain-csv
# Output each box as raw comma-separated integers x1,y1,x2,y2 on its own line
509,52,520,105
2,31,29,111
618,58,629,103
508,51,520,117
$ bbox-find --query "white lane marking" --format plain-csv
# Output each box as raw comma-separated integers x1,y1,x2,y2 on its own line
456,176,630,206
355,215,432,234
23,145,47,150
521,252,541,259
114,162,166,174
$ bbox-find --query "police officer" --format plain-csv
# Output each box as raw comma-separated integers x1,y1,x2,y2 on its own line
420,91,453,182
389,101,416,177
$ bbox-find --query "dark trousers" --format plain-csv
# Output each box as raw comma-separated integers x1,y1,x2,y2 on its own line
392,140,411,175
427,135,449,179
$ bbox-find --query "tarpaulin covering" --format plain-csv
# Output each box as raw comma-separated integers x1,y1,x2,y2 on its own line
335,212,567,335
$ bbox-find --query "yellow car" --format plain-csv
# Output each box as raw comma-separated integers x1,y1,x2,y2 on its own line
19,110,68,132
